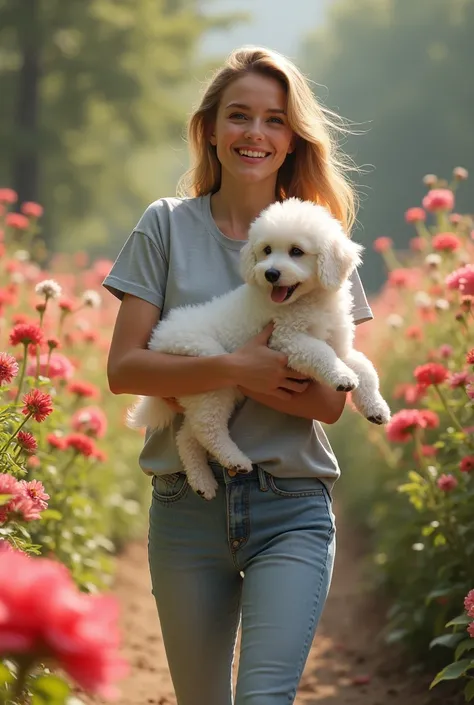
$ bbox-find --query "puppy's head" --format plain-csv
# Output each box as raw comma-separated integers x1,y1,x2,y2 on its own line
240,198,363,305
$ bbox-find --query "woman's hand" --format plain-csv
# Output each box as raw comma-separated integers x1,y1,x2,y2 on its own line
231,324,310,400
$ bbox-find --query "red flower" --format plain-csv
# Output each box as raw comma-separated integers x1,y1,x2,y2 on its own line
418,409,440,429
405,207,426,223
0,551,128,698
71,406,107,438
460,456,474,474
0,188,17,204
405,326,423,341
432,232,461,252
47,337,60,350
65,432,97,457
388,268,413,288
373,237,393,253
437,474,458,492
446,265,474,296
466,350,474,365
0,352,19,385
22,389,54,422
421,445,437,457
414,363,448,386
5,213,29,230
422,189,455,212
386,409,424,443
410,237,425,251
9,323,43,347
16,431,38,455
58,297,75,312
68,380,100,399
20,201,43,218
47,433,67,451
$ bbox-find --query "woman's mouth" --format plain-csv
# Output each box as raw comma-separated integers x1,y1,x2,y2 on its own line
270,283,300,303
235,148,271,162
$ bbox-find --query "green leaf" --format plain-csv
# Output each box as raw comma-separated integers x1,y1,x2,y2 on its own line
0,661,14,684
40,509,63,521
408,470,425,484
465,678,474,702
434,533,447,547
0,494,12,507
446,615,472,628
455,639,474,661
430,659,474,688
430,633,465,650
31,674,70,704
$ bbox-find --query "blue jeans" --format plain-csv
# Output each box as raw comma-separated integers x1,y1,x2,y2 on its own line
147,463,336,705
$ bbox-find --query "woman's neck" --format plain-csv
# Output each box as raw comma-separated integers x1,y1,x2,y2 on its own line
210,176,278,241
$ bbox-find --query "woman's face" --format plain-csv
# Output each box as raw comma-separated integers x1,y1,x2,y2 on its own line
210,73,295,187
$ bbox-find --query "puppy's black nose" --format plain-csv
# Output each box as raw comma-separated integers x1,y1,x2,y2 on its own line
265,268,281,283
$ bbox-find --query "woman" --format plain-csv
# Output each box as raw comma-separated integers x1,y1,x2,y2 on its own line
104,46,373,705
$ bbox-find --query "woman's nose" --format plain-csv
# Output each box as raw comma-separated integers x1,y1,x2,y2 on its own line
244,119,264,140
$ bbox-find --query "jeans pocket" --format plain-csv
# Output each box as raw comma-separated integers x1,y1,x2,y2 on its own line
152,473,189,504
267,475,326,498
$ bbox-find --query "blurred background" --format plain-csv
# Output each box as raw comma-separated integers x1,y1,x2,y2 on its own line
0,0,472,292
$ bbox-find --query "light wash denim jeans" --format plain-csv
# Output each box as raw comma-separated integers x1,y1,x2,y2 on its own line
148,462,336,705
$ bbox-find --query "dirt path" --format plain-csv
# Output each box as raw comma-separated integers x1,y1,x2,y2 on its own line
84,507,461,705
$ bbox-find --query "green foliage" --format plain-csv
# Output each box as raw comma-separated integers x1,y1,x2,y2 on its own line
300,0,474,293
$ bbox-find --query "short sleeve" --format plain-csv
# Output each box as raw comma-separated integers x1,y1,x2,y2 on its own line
349,268,373,325
102,228,168,309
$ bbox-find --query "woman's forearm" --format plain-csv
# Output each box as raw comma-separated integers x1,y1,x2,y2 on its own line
241,382,347,424
108,349,239,397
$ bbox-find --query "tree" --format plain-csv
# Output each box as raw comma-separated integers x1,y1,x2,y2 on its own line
300,0,474,292
0,0,242,251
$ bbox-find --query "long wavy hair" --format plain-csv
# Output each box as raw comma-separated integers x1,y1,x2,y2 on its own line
177,46,359,233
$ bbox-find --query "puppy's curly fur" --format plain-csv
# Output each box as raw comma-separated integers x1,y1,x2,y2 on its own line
127,198,391,499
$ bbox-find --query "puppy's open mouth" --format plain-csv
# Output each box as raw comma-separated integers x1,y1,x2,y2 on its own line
271,283,300,303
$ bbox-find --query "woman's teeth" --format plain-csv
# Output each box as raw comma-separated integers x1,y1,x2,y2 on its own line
238,149,268,158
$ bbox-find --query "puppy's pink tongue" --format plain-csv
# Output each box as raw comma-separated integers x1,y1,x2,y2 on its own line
271,286,288,303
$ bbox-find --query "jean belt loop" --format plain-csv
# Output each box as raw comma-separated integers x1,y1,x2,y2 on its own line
256,464,269,492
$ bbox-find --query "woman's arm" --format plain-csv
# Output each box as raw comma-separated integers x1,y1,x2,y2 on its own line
240,382,347,424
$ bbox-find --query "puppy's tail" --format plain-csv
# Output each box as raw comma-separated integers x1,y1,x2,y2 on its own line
126,396,176,431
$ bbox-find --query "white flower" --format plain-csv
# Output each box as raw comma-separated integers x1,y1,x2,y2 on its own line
10,272,25,285
435,299,450,311
425,254,442,268
35,279,62,300
81,290,101,309
414,291,431,309
387,313,404,329
14,249,30,262
412,543,424,552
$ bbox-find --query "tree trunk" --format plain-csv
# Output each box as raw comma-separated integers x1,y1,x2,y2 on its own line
12,0,41,207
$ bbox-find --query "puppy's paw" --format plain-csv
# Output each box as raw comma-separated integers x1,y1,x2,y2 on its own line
364,397,391,425
192,474,219,501
329,365,359,392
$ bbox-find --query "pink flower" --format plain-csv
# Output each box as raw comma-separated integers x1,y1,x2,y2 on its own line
47,433,67,451
422,189,455,212
437,474,458,492
7,494,42,521
373,237,393,253
468,622,474,638
0,473,21,497
388,268,413,288
0,188,17,204
467,383,474,400
405,207,426,223
68,380,100,399
465,590,474,616
419,409,439,429
414,363,448,386
16,431,38,455
446,265,474,296
0,551,128,698
18,480,49,511
386,409,425,443
71,406,107,438
0,352,19,385
26,352,75,381
432,232,461,252
448,371,471,388
467,350,474,365
5,213,29,230
460,456,474,474
22,389,54,422
453,167,468,181
20,201,43,218
64,433,97,457
9,323,43,347
438,344,453,359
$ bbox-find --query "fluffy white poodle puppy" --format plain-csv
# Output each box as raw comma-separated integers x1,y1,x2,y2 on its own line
127,198,390,499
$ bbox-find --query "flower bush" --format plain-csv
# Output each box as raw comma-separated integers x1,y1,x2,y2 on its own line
327,168,474,694
0,189,146,702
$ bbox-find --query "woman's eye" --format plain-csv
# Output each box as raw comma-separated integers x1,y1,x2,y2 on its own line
263,245,272,255
290,247,304,257
229,112,247,120
269,116,284,124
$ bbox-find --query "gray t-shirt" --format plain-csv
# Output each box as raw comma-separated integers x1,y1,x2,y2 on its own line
103,193,373,492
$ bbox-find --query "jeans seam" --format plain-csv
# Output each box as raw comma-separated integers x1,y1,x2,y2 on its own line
290,495,334,702
267,475,325,498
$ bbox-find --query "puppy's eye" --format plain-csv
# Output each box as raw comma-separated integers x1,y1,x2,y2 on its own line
290,247,304,257
263,245,272,255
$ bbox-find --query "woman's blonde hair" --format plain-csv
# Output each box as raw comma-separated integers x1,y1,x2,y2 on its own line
178,46,359,233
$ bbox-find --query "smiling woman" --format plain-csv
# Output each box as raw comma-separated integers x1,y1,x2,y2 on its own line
103,46,373,705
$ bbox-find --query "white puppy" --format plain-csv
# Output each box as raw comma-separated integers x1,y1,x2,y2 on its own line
128,198,390,499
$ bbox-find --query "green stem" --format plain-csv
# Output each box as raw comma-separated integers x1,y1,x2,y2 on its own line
434,385,465,433
11,659,30,702
13,345,28,404
0,413,32,455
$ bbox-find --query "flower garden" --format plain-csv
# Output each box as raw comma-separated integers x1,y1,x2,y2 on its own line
0,169,473,703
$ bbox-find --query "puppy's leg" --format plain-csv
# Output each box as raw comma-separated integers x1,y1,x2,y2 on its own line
181,388,252,474
127,395,176,430
342,349,391,424
176,418,218,500
278,334,359,391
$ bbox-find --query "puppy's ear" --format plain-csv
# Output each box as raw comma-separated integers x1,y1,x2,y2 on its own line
318,234,363,290
240,242,257,283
